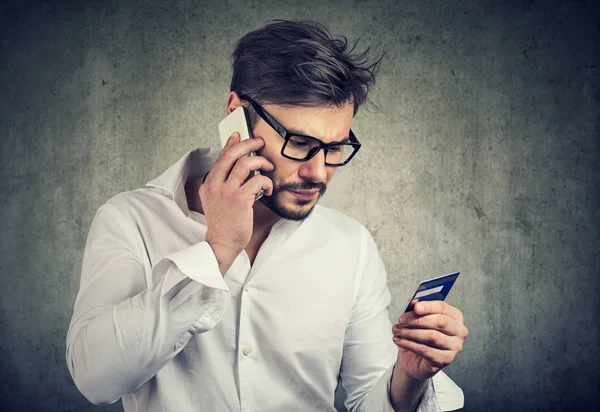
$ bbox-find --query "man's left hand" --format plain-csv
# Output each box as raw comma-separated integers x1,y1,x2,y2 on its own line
392,301,468,381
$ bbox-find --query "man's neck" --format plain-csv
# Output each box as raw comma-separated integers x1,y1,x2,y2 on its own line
252,199,281,235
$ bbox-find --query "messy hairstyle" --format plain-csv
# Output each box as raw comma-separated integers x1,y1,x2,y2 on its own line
230,20,385,120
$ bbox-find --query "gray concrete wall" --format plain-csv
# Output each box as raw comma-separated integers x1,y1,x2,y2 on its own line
1,0,598,411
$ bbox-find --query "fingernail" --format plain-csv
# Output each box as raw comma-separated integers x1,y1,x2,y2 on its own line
416,303,424,312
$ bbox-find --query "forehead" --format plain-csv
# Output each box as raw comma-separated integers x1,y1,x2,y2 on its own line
263,102,354,142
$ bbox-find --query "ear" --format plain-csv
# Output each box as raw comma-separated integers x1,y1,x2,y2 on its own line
225,91,244,115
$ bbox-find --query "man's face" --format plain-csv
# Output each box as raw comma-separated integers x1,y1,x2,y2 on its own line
251,101,355,221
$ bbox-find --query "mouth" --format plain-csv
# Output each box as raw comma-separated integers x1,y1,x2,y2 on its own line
287,190,319,201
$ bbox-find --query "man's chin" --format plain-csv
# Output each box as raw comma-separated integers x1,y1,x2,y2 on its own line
260,191,319,221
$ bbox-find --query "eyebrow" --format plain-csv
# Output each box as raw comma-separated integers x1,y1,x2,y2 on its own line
287,127,351,144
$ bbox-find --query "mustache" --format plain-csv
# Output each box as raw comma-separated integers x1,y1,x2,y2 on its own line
279,181,327,194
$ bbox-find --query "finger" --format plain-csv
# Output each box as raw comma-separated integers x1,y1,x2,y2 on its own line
242,174,274,198
227,155,274,186
393,338,458,369
227,136,266,157
394,314,464,337
225,132,240,148
210,137,266,183
206,134,238,184
393,327,464,352
413,301,464,321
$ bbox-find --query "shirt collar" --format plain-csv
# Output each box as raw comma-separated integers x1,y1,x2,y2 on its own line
146,147,221,216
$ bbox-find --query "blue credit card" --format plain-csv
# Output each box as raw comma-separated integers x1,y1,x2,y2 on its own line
404,272,460,313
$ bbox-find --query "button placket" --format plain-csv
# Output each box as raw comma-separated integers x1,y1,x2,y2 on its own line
232,252,254,412
238,271,257,411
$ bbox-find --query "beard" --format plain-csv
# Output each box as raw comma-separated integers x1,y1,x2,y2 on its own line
258,170,327,221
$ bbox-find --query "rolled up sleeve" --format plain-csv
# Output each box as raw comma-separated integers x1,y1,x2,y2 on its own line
66,203,230,405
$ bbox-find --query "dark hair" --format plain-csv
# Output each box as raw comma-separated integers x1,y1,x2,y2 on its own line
230,20,385,120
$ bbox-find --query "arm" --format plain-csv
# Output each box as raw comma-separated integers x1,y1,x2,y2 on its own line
391,300,468,411
339,227,465,412
66,202,230,405
67,132,274,405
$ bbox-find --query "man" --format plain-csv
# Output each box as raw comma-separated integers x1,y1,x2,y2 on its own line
66,20,468,412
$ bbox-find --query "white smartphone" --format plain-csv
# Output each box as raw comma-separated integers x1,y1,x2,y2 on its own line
218,106,263,201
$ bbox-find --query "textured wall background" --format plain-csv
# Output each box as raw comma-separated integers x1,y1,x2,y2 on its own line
1,0,598,411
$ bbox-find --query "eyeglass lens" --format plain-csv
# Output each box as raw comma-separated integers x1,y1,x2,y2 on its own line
284,135,355,165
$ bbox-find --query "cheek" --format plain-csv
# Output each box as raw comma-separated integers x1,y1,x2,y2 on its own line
271,161,300,184
256,151,291,184
260,151,301,181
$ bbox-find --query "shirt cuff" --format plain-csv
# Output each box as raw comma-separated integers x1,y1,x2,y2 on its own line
155,241,229,294
428,371,464,411
416,370,464,412
364,366,463,412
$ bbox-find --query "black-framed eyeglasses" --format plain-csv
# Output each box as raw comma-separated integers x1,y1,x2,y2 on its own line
238,94,361,167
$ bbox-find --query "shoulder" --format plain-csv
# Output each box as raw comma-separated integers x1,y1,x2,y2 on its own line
98,186,174,222
87,187,179,251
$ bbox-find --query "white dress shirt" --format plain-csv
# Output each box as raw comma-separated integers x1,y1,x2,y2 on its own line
66,148,464,412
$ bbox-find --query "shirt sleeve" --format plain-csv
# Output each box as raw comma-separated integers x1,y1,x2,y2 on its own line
65,202,231,406
339,226,464,412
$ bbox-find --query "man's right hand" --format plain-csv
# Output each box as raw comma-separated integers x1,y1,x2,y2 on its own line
199,132,274,275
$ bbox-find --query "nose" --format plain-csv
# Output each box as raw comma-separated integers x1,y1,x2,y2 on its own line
298,148,328,183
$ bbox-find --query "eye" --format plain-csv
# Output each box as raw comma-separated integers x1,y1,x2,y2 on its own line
288,138,309,148
328,145,343,153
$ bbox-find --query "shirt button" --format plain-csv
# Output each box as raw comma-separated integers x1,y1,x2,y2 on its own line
244,285,250,292
242,347,251,356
